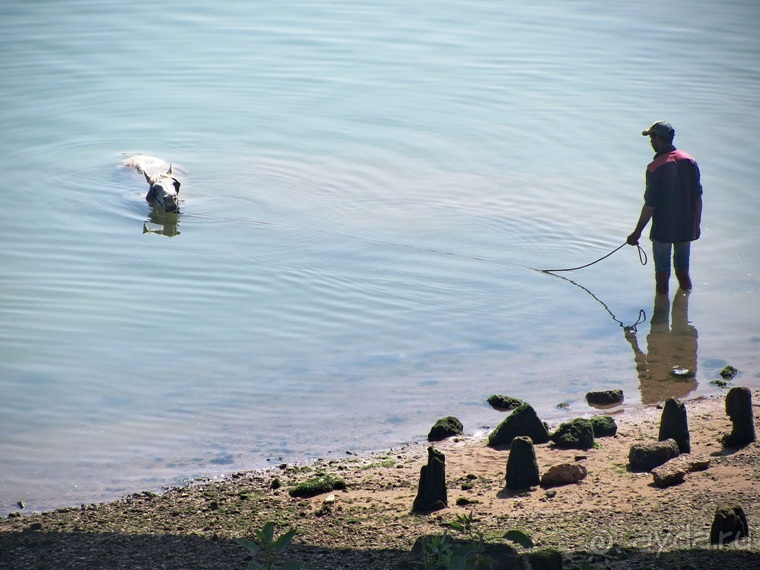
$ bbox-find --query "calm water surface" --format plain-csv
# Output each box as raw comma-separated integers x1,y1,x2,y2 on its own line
1,0,759,513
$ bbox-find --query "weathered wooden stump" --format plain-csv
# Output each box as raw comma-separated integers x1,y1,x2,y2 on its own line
658,397,690,453
412,446,447,513
506,436,540,490
723,387,756,448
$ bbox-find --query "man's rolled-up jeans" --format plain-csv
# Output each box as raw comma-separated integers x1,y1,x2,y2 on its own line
652,240,691,273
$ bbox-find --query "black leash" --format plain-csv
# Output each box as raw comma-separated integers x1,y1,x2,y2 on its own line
536,242,649,330
536,242,647,273
543,271,648,331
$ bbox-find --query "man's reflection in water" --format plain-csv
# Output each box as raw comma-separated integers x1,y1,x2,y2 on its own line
625,291,698,405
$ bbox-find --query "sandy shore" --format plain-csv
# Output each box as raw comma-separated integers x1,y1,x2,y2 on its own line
2,390,759,569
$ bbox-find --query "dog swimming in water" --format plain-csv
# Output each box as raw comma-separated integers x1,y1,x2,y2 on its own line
121,155,182,213
143,166,180,212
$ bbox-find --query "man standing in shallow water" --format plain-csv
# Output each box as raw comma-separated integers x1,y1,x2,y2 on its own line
627,121,703,294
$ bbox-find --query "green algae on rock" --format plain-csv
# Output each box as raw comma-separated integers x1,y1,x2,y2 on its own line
288,474,347,498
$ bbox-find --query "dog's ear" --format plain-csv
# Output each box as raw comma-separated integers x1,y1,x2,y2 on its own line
167,164,173,175
144,170,152,185
172,178,181,193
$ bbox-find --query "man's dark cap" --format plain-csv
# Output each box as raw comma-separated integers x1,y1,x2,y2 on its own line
642,121,675,138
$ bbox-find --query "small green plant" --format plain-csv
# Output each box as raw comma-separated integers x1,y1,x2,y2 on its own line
420,531,456,569
416,512,534,569
446,511,479,541
234,522,302,570
445,511,489,568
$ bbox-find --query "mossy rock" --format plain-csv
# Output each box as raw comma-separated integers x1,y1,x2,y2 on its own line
427,416,464,441
710,504,749,545
591,415,618,437
289,474,346,498
487,394,523,411
517,547,563,569
551,418,595,450
488,403,550,447
479,542,520,568
410,537,518,569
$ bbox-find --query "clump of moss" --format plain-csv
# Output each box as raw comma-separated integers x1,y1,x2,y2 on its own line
289,474,346,498
455,497,480,506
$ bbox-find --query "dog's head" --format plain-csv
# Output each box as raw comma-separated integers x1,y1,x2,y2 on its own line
144,165,181,212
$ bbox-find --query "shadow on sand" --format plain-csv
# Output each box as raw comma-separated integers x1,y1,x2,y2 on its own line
2,528,759,569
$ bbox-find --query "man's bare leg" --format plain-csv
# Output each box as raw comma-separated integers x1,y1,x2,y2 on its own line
675,268,692,291
656,272,670,294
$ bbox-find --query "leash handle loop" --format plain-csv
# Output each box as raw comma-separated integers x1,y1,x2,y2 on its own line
537,242,647,273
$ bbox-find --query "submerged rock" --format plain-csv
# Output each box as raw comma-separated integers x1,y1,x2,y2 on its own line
427,416,463,441
488,403,550,447
720,365,738,380
586,389,624,406
487,394,523,411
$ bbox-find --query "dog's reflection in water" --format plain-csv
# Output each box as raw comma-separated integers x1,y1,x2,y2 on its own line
143,207,180,238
